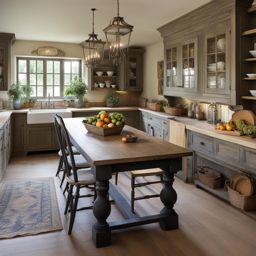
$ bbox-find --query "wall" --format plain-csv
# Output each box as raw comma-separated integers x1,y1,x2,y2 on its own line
142,41,165,102
0,40,138,107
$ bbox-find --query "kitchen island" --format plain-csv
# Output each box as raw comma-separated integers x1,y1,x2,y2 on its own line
63,117,192,247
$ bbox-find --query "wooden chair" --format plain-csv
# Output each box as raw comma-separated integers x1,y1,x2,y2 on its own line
54,115,96,234
130,168,163,213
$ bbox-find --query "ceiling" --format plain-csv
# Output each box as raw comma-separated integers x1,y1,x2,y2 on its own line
0,0,211,46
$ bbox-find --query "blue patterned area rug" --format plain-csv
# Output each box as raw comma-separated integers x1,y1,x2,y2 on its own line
0,177,62,239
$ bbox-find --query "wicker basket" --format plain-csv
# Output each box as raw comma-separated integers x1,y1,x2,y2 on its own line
227,185,256,211
197,167,222,189
146,102,161,112
83,122,124,136
22,102,35,109
163,107,186,116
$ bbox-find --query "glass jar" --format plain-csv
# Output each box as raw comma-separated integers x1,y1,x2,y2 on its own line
207,103,218,124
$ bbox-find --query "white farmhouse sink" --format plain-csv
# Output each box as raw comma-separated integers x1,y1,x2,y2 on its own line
27,108,72,124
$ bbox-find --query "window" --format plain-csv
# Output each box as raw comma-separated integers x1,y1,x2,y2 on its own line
17,57,81,98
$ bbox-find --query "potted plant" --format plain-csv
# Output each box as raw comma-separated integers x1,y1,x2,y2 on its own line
7,83,23,109
64,76,87,108
106,93,121,107
21,84,36,108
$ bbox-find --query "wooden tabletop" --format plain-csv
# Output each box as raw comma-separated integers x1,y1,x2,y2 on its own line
64,118,192,166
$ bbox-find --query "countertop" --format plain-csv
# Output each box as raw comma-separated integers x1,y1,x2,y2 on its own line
0,111,12,129
0,107,255,149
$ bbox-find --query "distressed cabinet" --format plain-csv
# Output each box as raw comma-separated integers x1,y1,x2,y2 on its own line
140,111,169,142
0,33,15,91
119,47,144,92
158,0,251,105
12,113,26,156
0,118,11,180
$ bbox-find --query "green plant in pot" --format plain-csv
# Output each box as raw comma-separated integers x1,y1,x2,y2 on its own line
7,83,23,109
21,84,36,108
106,93,121,107
64,76,87,108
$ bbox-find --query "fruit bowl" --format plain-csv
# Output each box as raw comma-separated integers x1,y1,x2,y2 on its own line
83,122,124,136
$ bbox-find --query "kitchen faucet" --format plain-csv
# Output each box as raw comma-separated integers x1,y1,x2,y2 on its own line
47,93,51,108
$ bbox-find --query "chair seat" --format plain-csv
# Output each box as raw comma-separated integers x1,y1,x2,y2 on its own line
131,168,163,177
58,146,80,156
66,169,96,185
67,154,90,169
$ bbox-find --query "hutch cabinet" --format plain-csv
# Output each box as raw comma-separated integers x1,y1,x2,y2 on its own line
119,47,144,92
0,33,15,91
158,0,252,105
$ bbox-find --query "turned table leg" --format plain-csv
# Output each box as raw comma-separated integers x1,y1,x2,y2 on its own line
159,160,181,230
92,180,111,247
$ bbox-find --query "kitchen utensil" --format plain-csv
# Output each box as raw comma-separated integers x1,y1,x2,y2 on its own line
105,81,111,88
99,83,105,88
249,50,256,58
231,110,256,125
111,84,117,88
207,103,218,124
249,90,256,96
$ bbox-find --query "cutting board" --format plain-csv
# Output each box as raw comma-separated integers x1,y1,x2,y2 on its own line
231,110,256,125
215,129,241,136
169,120,186,147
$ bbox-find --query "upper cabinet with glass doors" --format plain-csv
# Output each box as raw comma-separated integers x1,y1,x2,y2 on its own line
205,26,230,96
164,38,197,95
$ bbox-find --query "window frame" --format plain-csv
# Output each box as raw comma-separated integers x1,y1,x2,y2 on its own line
16,57,82,99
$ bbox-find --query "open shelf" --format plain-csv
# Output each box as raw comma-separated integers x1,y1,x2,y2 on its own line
245,57,256,61
243,77,256,80
241,96,256,100
242,28,256,36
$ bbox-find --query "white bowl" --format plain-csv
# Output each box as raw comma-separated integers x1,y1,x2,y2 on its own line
99,83,105,88
217,38,225,52
96,71,103,76
105,81,111,88
107,71,114,76
246,74,256,78
249,50,256,58
111,84,117,88
249,90,256,96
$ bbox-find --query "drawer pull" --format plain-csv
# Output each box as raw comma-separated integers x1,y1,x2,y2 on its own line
200,141,205,146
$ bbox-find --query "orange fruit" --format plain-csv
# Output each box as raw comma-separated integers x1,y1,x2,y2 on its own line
100,113,107,121
103,117,110,124
96,121,104,127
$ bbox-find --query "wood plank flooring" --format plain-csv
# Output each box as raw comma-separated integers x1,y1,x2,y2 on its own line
1,153,256,256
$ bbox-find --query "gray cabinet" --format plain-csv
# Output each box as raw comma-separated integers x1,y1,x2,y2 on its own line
140,111,169,141
187,130,256,209
0,118,11,180
25,124,58,152
119,47,144,92
12,113,26,156
158,0,251,105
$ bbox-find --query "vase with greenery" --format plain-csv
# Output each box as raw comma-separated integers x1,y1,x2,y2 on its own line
64,76,88,108
21,84,36,108
106,93,121,107
7,83,23,109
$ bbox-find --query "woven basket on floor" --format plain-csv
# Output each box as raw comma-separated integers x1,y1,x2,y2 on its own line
197,167,222,189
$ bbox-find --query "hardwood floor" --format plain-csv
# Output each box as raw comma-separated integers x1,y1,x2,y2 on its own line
1,153,256,256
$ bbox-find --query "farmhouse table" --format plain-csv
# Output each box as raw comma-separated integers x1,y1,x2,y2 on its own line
63,118,192,247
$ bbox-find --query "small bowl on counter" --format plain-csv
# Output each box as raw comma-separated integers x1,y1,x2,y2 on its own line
249,90,256,96
99,83,105,88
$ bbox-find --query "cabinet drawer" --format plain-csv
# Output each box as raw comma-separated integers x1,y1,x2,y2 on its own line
215,140,241,165
189,133,214,155
244,148,256,173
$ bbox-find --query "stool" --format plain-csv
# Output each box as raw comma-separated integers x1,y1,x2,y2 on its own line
130,168,163,213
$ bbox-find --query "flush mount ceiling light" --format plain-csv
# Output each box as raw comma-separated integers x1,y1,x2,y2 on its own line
80,8,105,67
103,0,133,64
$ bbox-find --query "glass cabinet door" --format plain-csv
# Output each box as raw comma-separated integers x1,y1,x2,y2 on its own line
182,43,195,88
206,34,226,91
166,47,178,87
0,49,4,89
128,56,137,88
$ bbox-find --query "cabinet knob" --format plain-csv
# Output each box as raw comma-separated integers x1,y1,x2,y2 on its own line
200,141,205,146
